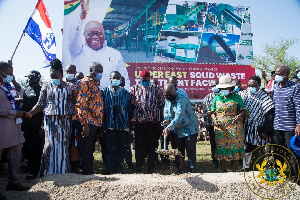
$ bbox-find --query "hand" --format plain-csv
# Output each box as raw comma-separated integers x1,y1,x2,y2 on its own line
81,125,90,138
162,120,169,127
232,114,242,124
16,111,25,118
213,119,221,128
39,127,45,140
295,125,300,136
24,112,32,119
80,0,90,20
98,128,103,138
162,127,170,137
260,133,268,139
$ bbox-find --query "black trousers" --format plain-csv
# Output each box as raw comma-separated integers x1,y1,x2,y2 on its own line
73,121,99,174
103,130,126,174
21,119,43,174
206,126,217,162
135,123,158,170
174,133,197,172
272,130,300,181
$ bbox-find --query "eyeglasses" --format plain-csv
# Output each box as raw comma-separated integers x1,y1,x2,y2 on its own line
85,31,103,37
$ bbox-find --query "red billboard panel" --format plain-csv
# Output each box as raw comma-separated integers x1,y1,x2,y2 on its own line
126,62,255,99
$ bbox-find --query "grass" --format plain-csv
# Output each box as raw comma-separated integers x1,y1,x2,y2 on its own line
93,140,228,174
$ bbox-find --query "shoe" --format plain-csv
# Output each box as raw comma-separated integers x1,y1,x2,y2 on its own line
6,183,30,191
125,163,135,169
147,168,155,174
212,162,218,168
135,167,142,173
0,192,7,200
188,168,195,173
81,172,93,175
26,173,38,180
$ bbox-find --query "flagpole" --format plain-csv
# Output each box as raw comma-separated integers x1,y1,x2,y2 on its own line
10,32,25,62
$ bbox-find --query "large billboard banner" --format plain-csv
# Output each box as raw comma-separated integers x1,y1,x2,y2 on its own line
62,0,254,99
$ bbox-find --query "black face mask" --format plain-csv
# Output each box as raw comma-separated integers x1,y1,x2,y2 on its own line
166,95,176,102
29,80,39,87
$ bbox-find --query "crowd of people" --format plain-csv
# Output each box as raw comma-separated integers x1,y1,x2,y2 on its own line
0,59,300,199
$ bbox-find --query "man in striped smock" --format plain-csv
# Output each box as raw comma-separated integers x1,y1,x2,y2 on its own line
130,70,165,173
238,76,274,170
102,71,132,174
272,65,300,184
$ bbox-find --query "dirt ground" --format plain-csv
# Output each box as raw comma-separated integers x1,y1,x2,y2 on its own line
1,172,299,200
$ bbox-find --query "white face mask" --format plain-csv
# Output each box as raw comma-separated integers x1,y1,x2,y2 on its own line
275,75,284,83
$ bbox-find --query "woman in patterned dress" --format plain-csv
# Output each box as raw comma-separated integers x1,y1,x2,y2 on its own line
28,59,75,178
210,75,247,172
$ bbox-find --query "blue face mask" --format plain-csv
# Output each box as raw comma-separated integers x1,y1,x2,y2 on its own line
220,90,230,96
233,86,239,93
66,73,75,81
2,72,13,83
212,87,219,93
111,79,121,87
248,87,257,94
297,73,300,79
275,75,284,83
94,73,102,81
51,79,61,86
140,80,150,87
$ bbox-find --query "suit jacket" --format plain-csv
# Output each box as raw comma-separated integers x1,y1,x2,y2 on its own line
0,89,24,149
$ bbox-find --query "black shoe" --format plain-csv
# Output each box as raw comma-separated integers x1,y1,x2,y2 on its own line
26,173,38,180
0,192,7,200
148,168,155,174
6,183,30,191
188,168,195,173
135,167,142,173
212,160,218,168
125,163,135,169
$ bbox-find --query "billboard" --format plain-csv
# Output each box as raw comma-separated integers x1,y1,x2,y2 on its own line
62,0,254,99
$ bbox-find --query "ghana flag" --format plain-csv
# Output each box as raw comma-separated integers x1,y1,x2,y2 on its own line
64,0,81,15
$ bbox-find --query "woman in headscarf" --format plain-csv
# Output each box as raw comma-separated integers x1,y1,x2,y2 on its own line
210,75,248,172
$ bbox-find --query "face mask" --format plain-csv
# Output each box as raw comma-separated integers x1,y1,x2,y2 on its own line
297,73,300,79
51,79,61,86
220,90,230,96
275,75,284,83
212,87,219,93
140,80,150,87
166,95,176,102
66,73,75,81
94,73,102,81
119,81,125,87
111,79,121,87
247,87,257,94
2,72,13,83
233,86,239,93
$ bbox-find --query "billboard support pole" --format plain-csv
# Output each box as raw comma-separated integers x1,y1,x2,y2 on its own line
146,9,148,58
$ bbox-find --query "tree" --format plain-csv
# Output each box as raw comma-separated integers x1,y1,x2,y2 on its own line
254,38,300,79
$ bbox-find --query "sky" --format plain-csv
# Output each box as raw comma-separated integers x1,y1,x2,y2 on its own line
0,0,299,81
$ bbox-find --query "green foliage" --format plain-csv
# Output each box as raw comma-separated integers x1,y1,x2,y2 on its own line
254,38,300,79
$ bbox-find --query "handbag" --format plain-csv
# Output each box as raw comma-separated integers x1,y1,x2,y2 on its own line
70,146,80,162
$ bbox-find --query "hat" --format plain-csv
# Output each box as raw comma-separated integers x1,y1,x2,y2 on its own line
290,135,300,156
26,71,41,80
140,70,150,78
216,75,235,89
